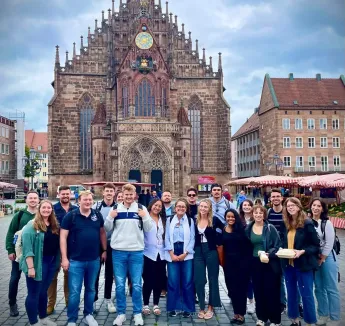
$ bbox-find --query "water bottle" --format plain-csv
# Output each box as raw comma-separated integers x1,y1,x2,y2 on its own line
13,234,18,245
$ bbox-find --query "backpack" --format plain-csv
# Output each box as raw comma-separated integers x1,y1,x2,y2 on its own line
111,203,144,230
12,210,25,262
321,219,340,256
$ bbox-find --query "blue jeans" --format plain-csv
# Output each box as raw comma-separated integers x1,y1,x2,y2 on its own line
9,261,22,306
247,278,254,300
284,265,317,324
112,250,144,315
67,258,100,323
315,253,340,321
25,256,56,324
167,258,195,312
281,274,302,306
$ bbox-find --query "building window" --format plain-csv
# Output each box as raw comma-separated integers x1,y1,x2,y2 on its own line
334,156,341,171
332,119,339,129
295,137,303,148
5,128,9,138
135,79,155,116
320,137,328,148
321,156,328,172
307,118,315,130
320,118,327,129
296,156,304,169
295,118,303,130
1,127,5,137
308,137,315,148
282,118,290,130
43,172,47,177
1,161,4,171
1,144,4,154
161,87,167,117
43,154,47,159
37,145,42,150
80,94,94,170
188,96,201,169
308,156,316,169
283,137,291,148
122,86,129,117
283,156,291,167
332,137,340,148
5,161,9,171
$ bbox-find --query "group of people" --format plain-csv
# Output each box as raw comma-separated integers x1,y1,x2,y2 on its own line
5,183,341,326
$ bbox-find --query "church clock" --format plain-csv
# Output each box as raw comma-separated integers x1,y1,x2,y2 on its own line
135,32,153,50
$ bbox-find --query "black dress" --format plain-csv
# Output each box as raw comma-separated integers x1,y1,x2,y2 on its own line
222,228,251,316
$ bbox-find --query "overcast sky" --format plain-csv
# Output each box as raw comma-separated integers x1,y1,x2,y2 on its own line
0,0,344,135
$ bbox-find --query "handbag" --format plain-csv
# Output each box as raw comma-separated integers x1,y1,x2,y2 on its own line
217,245,225,267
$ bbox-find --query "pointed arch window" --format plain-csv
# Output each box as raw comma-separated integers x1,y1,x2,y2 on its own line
161,87,167,117
188,97,201,169
122,86,129,117
135,79,155,116
80,94,94,170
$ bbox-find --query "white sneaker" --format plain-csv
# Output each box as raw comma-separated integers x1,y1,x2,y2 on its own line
134,313,144,326
113,314,126,326
67,323,76,326
327,321,341,326
316,316,329,325
256,321,265,326
107,300,117,313
247,301,255,314
269,324,281,326
83,314,98,326
40,317,57,326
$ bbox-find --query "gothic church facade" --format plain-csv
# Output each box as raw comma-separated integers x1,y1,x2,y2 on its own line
48,0,231,196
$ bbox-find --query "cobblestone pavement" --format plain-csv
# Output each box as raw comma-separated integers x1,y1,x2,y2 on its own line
0,214,344,326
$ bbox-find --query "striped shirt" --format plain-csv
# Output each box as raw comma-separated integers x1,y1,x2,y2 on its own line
267,208,283,233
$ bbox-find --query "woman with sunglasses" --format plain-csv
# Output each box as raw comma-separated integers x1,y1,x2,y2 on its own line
142,199,167,316
310,198,340,325
239,199,255,314
222,208,251,325
20,200,60,326
281,197,320,326
194,199,221,320
165,198,195,317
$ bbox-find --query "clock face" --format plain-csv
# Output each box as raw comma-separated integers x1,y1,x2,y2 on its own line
135,32,153,50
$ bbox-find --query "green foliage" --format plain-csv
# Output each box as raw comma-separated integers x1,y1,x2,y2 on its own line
24,145,41,178
328,202,345,218
15,199,26,204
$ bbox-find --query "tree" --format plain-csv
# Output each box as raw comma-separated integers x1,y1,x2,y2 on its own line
24,145,41,178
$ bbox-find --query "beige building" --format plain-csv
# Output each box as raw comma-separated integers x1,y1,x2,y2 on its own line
231,110,260,178
259,73,345,176
0,116,16,183
25,130,49,188
48,0,231,197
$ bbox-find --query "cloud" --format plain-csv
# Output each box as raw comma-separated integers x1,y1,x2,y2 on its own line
0,0,344,136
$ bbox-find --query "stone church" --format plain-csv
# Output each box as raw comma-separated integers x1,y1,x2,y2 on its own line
48,0,231,196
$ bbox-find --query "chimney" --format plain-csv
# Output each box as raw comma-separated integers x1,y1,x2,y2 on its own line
289,73,294,81
316,73,321,81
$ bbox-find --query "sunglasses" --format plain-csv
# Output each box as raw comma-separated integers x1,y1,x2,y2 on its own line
187,194,196,197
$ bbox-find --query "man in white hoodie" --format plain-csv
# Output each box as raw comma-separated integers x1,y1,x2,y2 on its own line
105,184,153,326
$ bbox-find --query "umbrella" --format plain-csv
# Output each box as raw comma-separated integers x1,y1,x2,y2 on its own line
0,182,18,189
225,177,258,186
298,173,345,188
249,175,298,186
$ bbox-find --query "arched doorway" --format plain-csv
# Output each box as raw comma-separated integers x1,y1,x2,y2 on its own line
128,170,141,193
151,170,162,191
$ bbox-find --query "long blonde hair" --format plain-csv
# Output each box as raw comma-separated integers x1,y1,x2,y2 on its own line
196,199,213,227
283,197,306,230
33,200,59,235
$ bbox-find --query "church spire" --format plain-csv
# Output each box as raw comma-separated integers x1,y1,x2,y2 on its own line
196,39,199,54
209,56,212,69
80,36,84,49
112,0,115,15
55,45,60,66
218,52,222,71
65,51,69,66
166,1,169,16
73,42,76,59
202,48,206,64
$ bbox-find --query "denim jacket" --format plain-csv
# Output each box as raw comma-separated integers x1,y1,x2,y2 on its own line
245,220,282,275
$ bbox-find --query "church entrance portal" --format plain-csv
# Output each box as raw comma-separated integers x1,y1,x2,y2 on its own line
128,170,141,193
151,170,162,191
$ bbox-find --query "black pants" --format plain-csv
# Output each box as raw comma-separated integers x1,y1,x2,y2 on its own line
251,257,281,324
8,261,22,306
142,255,166,305
94,243,114,301
224,257,249,316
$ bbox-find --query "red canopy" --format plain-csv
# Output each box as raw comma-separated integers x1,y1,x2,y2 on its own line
0,182,18,189
82,181,155,187
226,175,298,186
298,173,345,188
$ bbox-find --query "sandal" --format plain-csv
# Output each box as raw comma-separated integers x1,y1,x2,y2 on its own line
198,310,205,319
142,305,151,315
153,305,161,316
204,310,214,320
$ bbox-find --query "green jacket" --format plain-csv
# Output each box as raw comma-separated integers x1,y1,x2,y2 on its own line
19,220,60,281
5,209,36,255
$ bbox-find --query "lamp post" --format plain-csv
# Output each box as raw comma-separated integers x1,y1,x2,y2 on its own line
265,153,284,176
23,148,43,190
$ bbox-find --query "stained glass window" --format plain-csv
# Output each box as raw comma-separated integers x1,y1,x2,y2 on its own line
188,97,201,169
80,95,94,170
122,86,129,117
135,79,155,116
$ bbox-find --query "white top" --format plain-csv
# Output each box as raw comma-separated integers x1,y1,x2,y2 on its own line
143,216,165,261
198,226,208,243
